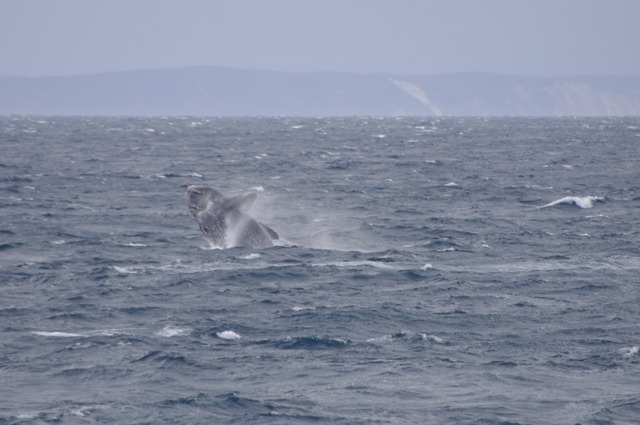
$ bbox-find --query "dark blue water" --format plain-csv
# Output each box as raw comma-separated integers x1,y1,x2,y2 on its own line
2,116,640,424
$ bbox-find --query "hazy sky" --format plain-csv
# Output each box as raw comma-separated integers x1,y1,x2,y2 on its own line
2,0,640,77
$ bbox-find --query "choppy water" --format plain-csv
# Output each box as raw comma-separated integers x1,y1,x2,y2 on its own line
1,116,640,424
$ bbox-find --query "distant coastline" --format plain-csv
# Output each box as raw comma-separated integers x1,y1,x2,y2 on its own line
2,66,639,116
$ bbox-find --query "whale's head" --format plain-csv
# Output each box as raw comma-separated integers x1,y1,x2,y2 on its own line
185,185,279,249
186,185,224,216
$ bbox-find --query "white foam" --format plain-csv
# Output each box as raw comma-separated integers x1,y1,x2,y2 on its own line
241,253,261,260
444,182,458,187
201,240,224,250
292,306,315,312
421,334,444,343
216,330,241,340
156,325,191,338
366,335,393,343
318,260,397,270
32,331,82,338
621,346,639,358
112,265,137,274
33,329,132,338
539,195,604,209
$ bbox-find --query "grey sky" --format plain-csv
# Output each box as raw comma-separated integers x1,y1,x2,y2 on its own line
2,0,639,77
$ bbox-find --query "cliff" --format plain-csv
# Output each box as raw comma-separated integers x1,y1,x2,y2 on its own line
1,67,639,116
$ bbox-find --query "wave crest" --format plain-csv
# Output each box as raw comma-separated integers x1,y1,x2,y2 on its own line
539,195,604,209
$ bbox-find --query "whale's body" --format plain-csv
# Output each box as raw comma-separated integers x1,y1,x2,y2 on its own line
186,185,278,249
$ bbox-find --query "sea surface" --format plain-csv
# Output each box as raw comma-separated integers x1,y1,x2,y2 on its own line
1,116,640,425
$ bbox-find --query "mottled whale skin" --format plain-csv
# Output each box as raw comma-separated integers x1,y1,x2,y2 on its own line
186,185,278,249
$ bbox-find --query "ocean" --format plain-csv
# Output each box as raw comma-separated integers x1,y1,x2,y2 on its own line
1,116,639,424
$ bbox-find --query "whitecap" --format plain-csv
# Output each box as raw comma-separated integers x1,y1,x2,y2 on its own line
318,260,397,270
241,253,261,260
216,330,241,340
621,346,639,358
420,334,444,343
292,306,315,312
156,325,191,337
32,331,82,338
112,265,137,274
444,182,458,187
367,334,393,343
539,195,604,209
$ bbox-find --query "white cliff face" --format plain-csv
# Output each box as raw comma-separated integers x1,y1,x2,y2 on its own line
390,79,443,116
1,67,639,116
546,81,640,116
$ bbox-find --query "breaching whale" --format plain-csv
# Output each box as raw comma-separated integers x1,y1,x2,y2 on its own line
186,185,279,249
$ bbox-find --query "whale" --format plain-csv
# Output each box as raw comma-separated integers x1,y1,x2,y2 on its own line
186,185,279,249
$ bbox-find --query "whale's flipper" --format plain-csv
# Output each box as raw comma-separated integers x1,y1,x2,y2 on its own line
260,223,279,240
186,185,278,249
226,192,258,212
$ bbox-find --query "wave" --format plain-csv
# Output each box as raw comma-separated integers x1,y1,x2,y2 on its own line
215,330,241,340
367,331,445,344
261,335,350,350
159,392,327,422
110,253,431,276
539,195,604,209
31,329,132,338
156,325,192,337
